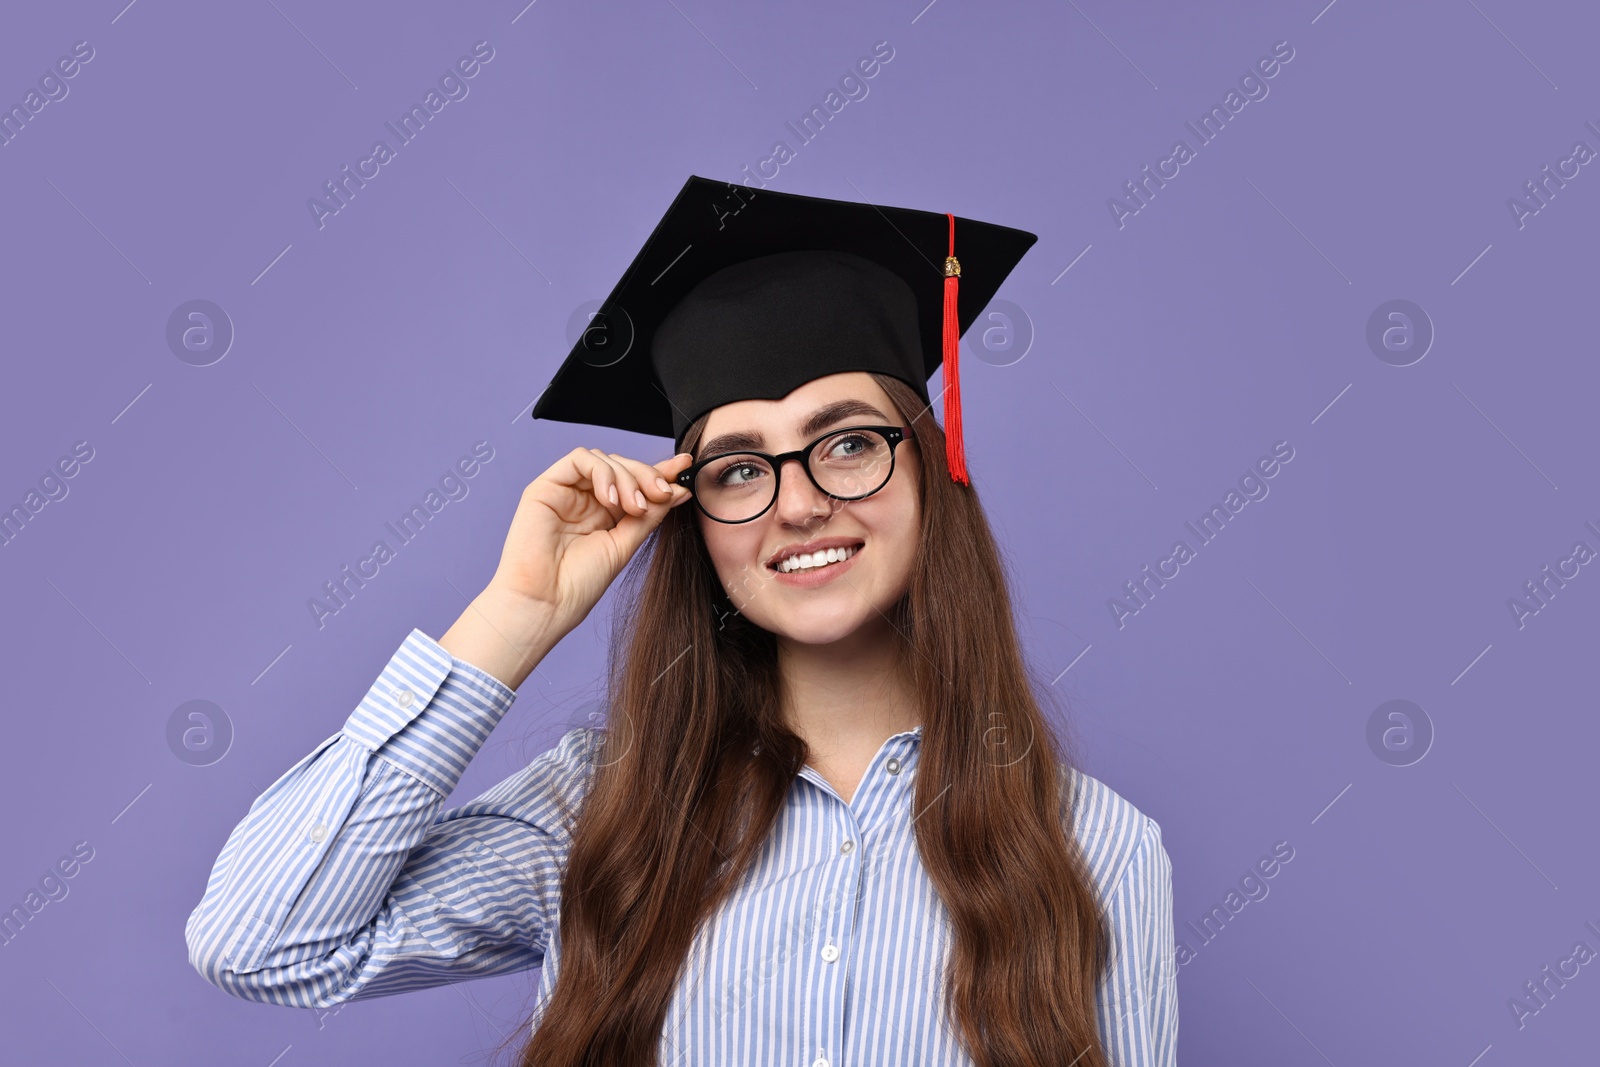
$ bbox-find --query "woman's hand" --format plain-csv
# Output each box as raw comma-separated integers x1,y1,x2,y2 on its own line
483,448,696,643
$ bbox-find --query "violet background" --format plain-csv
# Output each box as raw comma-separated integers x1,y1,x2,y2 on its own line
2,0,1596,1063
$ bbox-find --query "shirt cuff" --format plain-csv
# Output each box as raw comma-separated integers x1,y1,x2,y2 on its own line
339,628,518,796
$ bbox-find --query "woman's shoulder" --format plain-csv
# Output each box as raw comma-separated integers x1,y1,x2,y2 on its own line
538,724,608,791
462,724,605,828
509,723,605,780
1058,763,1165,900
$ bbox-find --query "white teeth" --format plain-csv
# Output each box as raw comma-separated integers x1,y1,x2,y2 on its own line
777,545,859,573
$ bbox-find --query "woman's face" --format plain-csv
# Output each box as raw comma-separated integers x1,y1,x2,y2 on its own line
693,372,922,647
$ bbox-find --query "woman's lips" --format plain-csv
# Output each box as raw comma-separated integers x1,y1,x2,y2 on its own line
769,544,863,588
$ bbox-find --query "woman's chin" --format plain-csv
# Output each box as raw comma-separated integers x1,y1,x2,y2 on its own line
756,605,884,648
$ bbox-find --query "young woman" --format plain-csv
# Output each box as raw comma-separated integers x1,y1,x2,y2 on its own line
185,178,1177,1066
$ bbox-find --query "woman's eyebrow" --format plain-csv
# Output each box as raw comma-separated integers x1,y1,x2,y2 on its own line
699,399,889,456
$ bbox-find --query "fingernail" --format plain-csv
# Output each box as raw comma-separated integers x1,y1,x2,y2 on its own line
608,484,618,505
634,489,647,508
655,477,670,492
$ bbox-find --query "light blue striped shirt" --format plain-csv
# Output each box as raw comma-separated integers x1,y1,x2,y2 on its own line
186,629,1178,1065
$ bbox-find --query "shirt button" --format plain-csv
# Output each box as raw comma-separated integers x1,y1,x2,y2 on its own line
821,943,839,962
886,757,901,774
309,823,328,843
812,1058,829,1067
394,687,415,708
839,839,854,855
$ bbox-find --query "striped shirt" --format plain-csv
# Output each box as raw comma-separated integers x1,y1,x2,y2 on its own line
186,629,1178,1065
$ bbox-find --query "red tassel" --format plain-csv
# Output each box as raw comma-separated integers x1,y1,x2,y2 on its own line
942,212,968,485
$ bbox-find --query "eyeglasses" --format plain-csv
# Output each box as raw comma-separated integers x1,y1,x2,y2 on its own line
676,424,916,524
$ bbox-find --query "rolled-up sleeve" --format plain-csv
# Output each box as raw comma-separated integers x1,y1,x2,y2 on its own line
184,627,596,1009
1095,815,1179,1066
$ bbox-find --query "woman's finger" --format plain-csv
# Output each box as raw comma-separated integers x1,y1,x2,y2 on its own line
562,448,625,521
588,448,650,515
658,453,698,507
606,452,679,502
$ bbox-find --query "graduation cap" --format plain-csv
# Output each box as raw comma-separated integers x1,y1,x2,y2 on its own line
530,175,1037,485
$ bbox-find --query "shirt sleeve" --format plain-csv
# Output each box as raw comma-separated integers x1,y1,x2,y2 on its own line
1094,815,1179,1066
184,627,598,1010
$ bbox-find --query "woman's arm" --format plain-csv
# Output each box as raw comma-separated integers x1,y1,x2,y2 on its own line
184,614,594,1008
184,445,689,1009
1095,815,1179,1067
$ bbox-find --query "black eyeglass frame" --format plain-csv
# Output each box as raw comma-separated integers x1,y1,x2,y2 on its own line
675,424,917,525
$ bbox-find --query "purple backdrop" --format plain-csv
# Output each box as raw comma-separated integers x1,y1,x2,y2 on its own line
2,0,1596,1062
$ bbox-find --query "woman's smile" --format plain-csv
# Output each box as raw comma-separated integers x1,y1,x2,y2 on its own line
769,542,863,587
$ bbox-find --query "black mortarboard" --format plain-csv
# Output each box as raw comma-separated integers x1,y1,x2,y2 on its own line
530,175,1037,484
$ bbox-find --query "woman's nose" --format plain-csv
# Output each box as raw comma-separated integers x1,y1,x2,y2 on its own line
772,456,833,523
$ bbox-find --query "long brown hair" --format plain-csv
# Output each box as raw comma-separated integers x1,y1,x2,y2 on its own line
498,373,1112,1066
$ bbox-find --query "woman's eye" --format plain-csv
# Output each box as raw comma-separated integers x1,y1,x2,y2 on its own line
717,463,764,486
828,435,867,457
